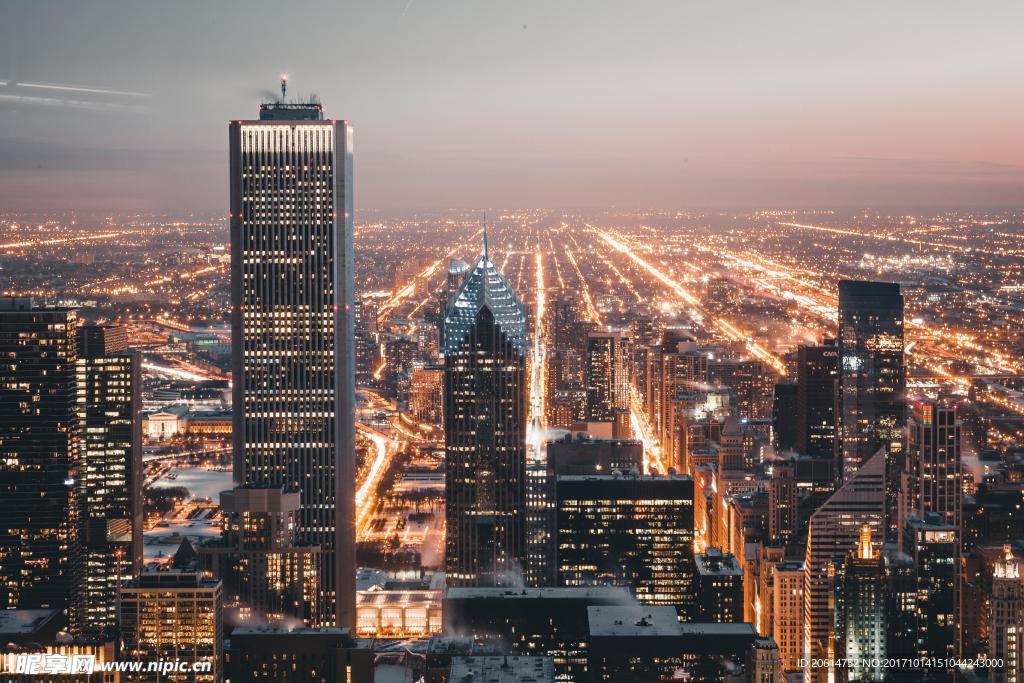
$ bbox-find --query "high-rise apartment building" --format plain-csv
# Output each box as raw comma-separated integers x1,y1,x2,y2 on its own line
75,324,142,639
442,229,529,586
225,627,374,683
229,96,356,626
659,342,708,450
902,400,961,540
201,486,321,625
585,330,630,422
0,298,81,616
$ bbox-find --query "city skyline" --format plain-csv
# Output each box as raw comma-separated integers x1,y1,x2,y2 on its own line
2,4,1024,681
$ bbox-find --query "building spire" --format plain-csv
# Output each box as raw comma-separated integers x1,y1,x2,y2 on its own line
482,216,489,261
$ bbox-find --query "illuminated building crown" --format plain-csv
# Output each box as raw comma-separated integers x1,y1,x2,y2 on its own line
442,221,529,357
995,544,1020,580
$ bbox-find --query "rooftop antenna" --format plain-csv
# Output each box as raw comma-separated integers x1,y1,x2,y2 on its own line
482,215,489,260
280,74,288,101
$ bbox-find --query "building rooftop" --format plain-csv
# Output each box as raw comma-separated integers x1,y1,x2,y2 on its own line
426,636,501,656
445,586,631,601
125,568,221,590
448,655,555,683
556,472,692,483
548,433,642,447
695,549,743,577
229,626,371,649
257,99,324,121
587,605,683,637
774,560,805,573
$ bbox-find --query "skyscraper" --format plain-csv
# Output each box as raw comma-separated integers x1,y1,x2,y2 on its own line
836,280,905,483
229,95,356,626
990,545,1023,683
75,324,142,639
554,473,695,618
902,400,961,538
659,342,708,463
835,525,887,682
768,460,797,544
585,330,630,422
804,447,885,683
0,298,81,616
795,339,837,458
771,560,805,672
443,227,529,586
201,486,321,625
903,513,959,674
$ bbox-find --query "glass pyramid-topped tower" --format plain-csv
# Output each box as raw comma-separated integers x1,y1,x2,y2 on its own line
442,224,529,358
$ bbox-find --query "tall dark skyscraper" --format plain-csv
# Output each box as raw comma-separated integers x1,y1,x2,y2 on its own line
902,400,961,538
442,228,529,586
836,281,905,520
0,298,81,616
903,514,959,674
795,339,837,458
229,95,356,626
772,381,797,451
76,324,143,639
585,330,630,422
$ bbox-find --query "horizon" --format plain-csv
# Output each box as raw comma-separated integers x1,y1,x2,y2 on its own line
2,1,1022,213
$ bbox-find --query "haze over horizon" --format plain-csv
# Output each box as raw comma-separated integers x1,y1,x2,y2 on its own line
1,0,1022,213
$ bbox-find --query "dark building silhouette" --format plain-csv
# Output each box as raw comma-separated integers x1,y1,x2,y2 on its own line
555,473,695,618
586,605,758,682
0,299,81,617
796,339,837,458
442,228,529,586
225,626,374,683
773,381,797,451
443,586,630,682
836,281,905,482
695,548,744,623
903,514,959,675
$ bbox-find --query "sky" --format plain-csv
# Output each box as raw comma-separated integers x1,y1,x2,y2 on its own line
1,0,1022,213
